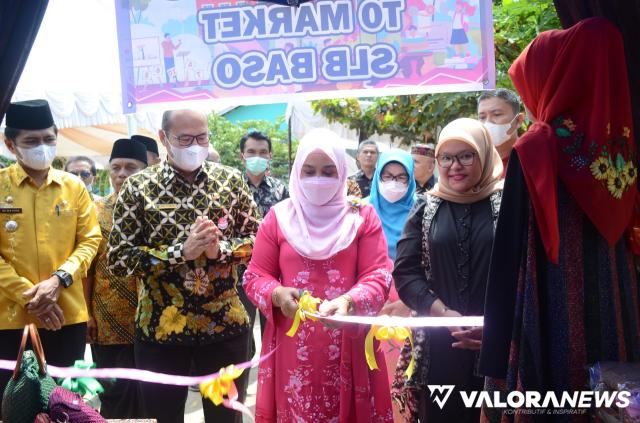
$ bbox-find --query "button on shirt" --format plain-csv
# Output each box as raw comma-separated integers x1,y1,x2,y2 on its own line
0,164,101,330
107,161,261,345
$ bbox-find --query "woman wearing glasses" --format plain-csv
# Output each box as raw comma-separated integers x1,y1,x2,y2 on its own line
391,118,503,423
366,149,416,421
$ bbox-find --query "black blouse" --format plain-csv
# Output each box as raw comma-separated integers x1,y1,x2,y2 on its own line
393,196,495,316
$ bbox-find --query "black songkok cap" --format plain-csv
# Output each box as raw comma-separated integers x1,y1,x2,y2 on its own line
131,135,159,156
110,139,148,165
6,99,55,130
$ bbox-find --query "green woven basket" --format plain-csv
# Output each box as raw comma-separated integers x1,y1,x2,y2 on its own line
1,324,57,423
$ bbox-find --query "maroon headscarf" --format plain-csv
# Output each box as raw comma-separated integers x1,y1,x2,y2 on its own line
509,17,637,263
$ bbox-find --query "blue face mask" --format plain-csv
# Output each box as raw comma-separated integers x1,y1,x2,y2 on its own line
245,156,269,175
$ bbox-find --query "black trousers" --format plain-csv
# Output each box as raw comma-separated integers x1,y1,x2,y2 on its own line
0,323,87,415
135,332,250,423
91,343,143,419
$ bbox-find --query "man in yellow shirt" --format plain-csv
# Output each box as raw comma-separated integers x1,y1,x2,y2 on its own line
0,100,101,413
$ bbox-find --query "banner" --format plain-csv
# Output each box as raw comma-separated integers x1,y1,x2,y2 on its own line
115,0,495,113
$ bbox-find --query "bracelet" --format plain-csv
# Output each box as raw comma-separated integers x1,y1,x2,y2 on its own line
340,294,355,314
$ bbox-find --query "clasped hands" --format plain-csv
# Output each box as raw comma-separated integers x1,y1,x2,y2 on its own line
183,216,223,261
271,287,352,329
22,275,64,331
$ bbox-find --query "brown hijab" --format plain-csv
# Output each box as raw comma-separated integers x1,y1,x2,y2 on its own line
429,118,504,203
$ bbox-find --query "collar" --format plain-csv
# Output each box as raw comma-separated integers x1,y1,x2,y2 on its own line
160,160,209,185
244,172,273,188
358,170,373,181
10,163,63,187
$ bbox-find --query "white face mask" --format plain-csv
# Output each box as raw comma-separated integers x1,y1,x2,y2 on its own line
169,144,208,172
300,176,341,206
16,145,56,170
484,116,518,146
379,181,408,203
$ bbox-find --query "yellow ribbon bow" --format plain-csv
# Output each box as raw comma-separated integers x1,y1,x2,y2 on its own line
365,325,415,379
200,365,244,406
285,291,321,337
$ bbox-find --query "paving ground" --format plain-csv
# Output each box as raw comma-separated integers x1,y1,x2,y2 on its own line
185,321,261,423
85,320,262,423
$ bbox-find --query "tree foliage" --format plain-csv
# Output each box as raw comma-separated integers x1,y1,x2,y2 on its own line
312,0,560,145
208,113,297,181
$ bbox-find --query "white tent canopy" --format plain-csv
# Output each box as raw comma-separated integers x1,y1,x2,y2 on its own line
6,0,231,132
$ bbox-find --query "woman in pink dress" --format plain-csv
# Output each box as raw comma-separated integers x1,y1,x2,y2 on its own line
243,128,394,423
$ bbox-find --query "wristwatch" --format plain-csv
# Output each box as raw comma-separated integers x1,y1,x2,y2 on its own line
53,270,73,288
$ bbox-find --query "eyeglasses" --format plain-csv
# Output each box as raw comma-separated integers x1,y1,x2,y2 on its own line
164,131,210,147
436,151,477,168
69,170,92,179
380,172,409,184
360,150,378,156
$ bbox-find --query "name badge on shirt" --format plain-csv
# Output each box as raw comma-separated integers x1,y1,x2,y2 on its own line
157,204,178,210
0,207,22,214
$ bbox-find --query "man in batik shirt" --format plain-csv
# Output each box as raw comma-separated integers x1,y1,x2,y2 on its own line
348,140,379,197
236,131,287,354
108,109,260,423
85,138,147,418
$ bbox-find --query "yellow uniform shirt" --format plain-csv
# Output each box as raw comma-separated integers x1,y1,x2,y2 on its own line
0,163,101,330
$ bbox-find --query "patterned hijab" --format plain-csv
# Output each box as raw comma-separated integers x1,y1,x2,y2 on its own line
273,128,363,260
429,118,504,204
509,17,637,263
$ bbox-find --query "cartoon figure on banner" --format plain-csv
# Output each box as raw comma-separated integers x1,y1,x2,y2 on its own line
400,24,430,78
448,0,476,61
162,33,182,85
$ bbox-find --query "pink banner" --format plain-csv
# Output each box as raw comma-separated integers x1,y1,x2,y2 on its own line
115,0,495,112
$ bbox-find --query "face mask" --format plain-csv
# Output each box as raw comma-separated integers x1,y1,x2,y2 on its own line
484,115,518,146
169,144,208,172
245,156,269,175
379,181,408,203
16,145,56,170
300,177,341,206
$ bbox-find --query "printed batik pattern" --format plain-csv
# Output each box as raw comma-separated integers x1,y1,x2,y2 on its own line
107,161,261,345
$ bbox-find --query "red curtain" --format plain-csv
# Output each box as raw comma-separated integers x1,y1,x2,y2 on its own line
553,1,640,153
0,0,49,123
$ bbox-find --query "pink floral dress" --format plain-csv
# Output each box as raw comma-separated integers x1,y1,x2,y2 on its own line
243,205,394,423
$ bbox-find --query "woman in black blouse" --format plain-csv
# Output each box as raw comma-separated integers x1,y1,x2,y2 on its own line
391,118,503,423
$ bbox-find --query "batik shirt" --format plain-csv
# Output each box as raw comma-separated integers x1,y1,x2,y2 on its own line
92,193,137,345
107,161,261,345
415,175,437,196
244,174,288,218
348,170,373,198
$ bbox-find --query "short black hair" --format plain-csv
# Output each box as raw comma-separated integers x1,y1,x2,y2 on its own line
240,131,272,153
4,125,58,142
478,89,521,115
65,156,97,176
